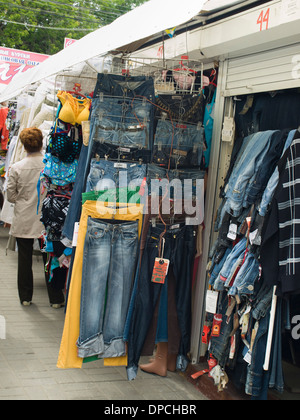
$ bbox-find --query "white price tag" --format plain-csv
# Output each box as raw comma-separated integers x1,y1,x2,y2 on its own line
205,290,219,314
72,222,80,247
227,223,237,241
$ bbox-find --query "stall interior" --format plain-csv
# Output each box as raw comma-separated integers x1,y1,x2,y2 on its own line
201,88,300,399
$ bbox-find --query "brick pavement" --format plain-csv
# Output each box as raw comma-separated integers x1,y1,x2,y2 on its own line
0,225,207,401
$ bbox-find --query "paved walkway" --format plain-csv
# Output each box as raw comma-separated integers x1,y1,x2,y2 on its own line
0,225,207,401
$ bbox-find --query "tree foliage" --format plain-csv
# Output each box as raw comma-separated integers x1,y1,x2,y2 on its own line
0,0,147,55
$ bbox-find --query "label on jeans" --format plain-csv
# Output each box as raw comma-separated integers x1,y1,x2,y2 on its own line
211,314,222,337
114,162,127,169
151,258,170,284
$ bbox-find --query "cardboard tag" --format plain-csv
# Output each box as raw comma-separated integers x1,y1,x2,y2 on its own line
72,222,80,247
211,314,222,337
205,290,219,314
227,223,237,240
151,258,170,284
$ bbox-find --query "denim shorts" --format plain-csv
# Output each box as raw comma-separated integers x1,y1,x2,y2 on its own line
152,119,204,168
86,158,147,192
93,73,155,100
90,97,153,149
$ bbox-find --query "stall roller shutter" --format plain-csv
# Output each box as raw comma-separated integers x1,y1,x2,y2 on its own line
224,42,300,97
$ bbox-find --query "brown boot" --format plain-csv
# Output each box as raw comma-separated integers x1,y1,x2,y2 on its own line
167,353,177,372
140,342,168,376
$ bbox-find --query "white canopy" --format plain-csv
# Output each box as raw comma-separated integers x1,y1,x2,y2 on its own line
0,0,247,102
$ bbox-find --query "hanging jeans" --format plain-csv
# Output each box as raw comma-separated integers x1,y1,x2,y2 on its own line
85,73,155,175
86,158,147,193
77,217,139,358
126,223,196,380
57,200,143,369
90,96,153,149
152,119,205,168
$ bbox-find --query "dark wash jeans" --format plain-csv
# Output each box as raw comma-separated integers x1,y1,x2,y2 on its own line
126,223,196,380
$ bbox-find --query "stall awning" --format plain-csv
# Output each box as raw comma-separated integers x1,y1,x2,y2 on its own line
0,0,250,102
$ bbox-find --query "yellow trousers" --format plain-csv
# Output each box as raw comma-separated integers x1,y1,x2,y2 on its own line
57,201,143,369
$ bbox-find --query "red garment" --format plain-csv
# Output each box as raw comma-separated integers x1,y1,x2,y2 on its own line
0,107,9,151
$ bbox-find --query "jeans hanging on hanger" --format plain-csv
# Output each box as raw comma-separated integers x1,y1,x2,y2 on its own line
90,96,153,149
85,158,147,193
152,119,205,168
126,223,196,380
77,217,139,359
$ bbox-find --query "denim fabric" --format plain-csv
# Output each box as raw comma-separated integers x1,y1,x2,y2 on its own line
152,119,204,168
222,131,278,218
93,73,155,100
209,291,234,367
228,251,260,297
91,141,151,164
86,159,147,192
127,223,196,380
147,163,205,200
90,97,153,149
243,130,288,208
268,298,284,394
208,247,232,288
259,129,296,216
214,238,247,289
77,217,139,358
62,144,89,241
245,311,270,397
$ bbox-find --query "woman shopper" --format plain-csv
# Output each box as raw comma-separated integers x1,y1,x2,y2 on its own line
6,127,65,308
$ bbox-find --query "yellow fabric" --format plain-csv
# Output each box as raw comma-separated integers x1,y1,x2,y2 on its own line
103,355,128,366
57,201,144,369
57,91,91,126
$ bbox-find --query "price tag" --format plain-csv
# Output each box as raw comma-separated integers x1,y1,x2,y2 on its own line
227,223,237,241
72,222,80,247
151,258,170,284
205,290,219,314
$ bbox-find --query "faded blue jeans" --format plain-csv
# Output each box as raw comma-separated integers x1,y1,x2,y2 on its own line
153,119,205,168
220,131,279,220
86,158,147,193
77,217,139,359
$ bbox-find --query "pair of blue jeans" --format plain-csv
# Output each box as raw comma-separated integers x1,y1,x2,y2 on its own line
92,73,155,149
93,73,155,101
152,119,205,168
126,223,196,380
90,96,153,149
243,130,288,208
86,158,147,193
147,163,205,200
259,129,296,216
221,130,279,218
77,217,139,359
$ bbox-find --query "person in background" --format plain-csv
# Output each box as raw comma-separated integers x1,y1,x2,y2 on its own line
6,127,65,308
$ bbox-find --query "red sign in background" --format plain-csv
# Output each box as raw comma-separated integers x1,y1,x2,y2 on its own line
0,47,49,86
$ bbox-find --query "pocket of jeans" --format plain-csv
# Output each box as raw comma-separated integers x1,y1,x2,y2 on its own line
122,230,138,243
89,226,106,240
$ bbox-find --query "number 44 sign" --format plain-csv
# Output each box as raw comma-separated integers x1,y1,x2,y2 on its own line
257,8,270,31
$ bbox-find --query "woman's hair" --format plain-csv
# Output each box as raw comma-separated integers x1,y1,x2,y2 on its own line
19,127,43,153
